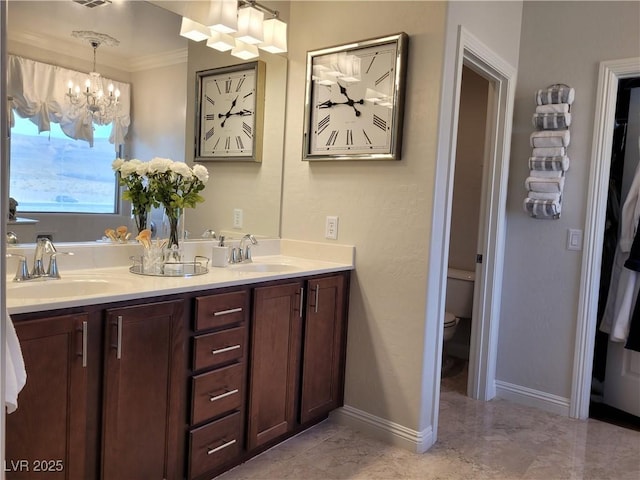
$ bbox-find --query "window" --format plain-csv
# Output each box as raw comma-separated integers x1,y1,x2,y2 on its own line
9,115,119,214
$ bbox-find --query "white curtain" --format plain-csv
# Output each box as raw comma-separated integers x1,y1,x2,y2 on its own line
7,55,131,150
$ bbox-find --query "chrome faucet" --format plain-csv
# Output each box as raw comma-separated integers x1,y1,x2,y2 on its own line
230,234,258,264
6,237,73,281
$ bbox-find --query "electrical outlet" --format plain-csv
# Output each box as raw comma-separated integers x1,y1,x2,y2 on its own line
325,216,338,240
233,209,243,228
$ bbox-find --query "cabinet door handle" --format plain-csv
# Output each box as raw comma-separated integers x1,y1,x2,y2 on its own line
213,307,242,317
299,287,304,318
207,439,236,455
82,320,88,368
211,344,241,355
314,284,320,313
209,388,239,402
116,315,123,360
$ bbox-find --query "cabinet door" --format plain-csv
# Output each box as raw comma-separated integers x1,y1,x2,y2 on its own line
6,313,90,480
102,300,186,480
247,282,303,450
300,274,347,424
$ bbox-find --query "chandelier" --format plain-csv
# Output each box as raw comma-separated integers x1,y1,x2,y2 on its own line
179,0,287,60
66,31,121,122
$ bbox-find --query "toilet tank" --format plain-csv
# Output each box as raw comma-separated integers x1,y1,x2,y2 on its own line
445,267,475,318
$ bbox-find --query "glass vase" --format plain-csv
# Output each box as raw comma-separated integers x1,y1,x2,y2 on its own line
162,207,184,264
133,209,148,235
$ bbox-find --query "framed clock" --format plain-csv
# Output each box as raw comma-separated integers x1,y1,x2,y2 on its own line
195,61,265,162
303,33,408,161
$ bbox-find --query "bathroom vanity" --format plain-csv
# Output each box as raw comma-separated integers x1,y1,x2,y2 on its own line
5,242,353,480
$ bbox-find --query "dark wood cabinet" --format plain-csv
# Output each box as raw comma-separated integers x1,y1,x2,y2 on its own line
247,281,303,450
300,274,347,424
5,313,91,480
102,300,186,480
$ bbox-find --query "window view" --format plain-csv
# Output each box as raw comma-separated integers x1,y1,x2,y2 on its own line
9,115,118,214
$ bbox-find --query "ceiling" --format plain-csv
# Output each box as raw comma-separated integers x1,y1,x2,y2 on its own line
7,0,187,71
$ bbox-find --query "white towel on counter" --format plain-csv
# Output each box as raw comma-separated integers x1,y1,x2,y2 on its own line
535,85,575,105
529,155,570,172
530,129,570,148
523,197,562,218
532,146,566,157
5,310,26,414
535,103,570,114
525,175,565,193
528,191,561,201
532,112,572,130
530,169,563,179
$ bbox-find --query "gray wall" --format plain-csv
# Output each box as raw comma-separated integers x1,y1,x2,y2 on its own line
498,1,640,398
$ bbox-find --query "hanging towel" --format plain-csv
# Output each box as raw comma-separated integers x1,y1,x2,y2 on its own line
532,112,572,129
530,169,563,179
529,155,570,172
532,146,566,157
535,85,575,105
528,191,561,202
523,197,562,218
5,310,26,414
535,103,570,114
530,130,570,148
525,176,565,193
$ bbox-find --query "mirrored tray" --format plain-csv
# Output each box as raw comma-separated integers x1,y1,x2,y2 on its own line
129,256,209,277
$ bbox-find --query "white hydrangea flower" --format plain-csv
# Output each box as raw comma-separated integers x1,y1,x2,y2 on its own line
171,161,193,179
148,157,173,174
193,164,209,183
120,159,142,177
112,158,125,171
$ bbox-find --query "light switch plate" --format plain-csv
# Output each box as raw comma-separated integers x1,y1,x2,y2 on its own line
567,228,583,251
233,208,243,228
325,216,338,240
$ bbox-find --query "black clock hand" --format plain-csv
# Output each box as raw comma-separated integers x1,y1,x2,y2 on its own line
338,84,364,117
218,96,240,127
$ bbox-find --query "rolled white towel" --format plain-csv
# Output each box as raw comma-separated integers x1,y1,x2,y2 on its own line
5,310,26,414
529,155,570,172
532,146,566,157
528,191,561,202
525,175,565,193
530,130,570,148
523,197,562,218
535,85,575,105
530,169,563,178
535,103,570,114
532,112,571,129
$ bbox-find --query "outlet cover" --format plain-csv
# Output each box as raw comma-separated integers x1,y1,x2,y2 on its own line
233,209,243,228
325,216,338,240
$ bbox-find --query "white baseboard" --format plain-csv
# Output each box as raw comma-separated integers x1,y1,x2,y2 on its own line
495,380,571,416
330,405,434,454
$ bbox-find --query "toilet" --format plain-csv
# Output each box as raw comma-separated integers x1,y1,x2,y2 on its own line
443,267,475,348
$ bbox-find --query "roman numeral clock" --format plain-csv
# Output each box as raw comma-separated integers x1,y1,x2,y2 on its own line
304,33,408,161
196,61,265,162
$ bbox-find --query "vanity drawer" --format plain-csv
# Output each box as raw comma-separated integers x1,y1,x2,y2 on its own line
192,363,243,425
193,326,245,370
195,291,248,331
189,412,243,479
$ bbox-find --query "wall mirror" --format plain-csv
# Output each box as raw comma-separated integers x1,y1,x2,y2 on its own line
5,0,288,243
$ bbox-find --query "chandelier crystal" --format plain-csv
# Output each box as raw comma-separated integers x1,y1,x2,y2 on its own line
66,31,121,123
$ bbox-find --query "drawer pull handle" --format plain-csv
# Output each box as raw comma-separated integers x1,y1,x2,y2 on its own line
213,307,242,317
82,320,88,368
207,439,236,455
212,344,241,355
209,389,239,402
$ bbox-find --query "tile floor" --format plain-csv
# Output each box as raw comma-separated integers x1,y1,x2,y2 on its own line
217,364,640,479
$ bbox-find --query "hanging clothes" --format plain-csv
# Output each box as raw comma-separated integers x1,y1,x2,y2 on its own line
600,155,640,342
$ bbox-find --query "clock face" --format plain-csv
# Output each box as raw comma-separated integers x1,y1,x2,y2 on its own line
198,66,258,159
308,39,400,157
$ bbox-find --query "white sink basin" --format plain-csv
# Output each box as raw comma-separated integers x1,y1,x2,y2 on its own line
7,276,133,300
229,262,299,273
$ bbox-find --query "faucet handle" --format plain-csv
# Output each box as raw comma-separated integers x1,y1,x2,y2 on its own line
6,253,30,282
48,251,74,279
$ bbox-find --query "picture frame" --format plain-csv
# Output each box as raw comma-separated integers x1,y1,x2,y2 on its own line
303,33,408,161
195,61,265,162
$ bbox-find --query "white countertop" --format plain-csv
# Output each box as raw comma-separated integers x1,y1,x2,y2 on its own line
7,240,355,316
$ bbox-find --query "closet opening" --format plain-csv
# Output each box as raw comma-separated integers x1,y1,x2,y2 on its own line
591,76,640,432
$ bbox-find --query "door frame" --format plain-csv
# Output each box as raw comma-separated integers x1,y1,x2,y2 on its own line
429,25,516,440
571,57,640,419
